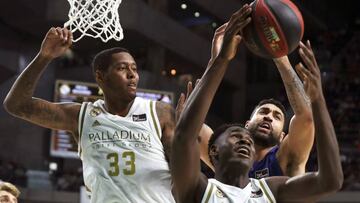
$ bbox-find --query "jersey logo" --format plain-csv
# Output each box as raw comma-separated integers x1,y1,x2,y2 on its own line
90,107,102,117
255,168,269,179
132,114,147,122
251,189,263,198
92,120,101,127
215,189,225,198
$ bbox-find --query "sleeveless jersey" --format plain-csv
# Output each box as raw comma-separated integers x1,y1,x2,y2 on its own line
78,97,175,203
249,146,283,179
201,178,276,203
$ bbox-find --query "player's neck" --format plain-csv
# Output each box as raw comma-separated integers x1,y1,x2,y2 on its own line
215,165,250,188
103,96,135,117
254,145,273,161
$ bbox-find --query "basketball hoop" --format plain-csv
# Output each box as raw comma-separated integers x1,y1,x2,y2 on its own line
64,0,124,42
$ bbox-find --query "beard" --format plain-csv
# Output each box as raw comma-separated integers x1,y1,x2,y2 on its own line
247,124,280,148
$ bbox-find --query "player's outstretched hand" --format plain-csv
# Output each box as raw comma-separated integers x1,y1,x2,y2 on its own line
218,4,251,61
295,40,323,102
39,27,73,60
210,23,227,63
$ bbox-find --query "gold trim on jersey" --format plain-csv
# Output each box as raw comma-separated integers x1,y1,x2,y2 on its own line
85,184,92,192
259,179,274,203
150,101,161,139
204,183,215,203
78,102,89,157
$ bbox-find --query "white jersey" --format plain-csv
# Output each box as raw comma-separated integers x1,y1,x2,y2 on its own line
78,97,175,203
201,178,276,203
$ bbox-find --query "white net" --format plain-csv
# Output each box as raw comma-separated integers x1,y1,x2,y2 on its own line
64,0,124,42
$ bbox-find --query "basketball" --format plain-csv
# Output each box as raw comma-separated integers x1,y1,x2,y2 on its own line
242,0,304,58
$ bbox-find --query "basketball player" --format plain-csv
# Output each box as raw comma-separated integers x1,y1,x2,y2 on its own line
171,5,343,202
3,27,175,202
187,13,314,179
0,182,20,203
246,54,314,178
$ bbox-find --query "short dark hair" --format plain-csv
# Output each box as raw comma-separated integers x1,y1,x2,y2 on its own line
208,123,247,165
91,47,130,76
250,98,286,120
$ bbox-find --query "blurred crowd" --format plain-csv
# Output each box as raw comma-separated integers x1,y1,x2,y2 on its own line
50,167,84,192
0,158,83,192
0,159,27,188
307,31,360,191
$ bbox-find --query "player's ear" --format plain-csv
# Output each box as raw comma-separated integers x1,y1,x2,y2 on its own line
95,70,105,84
245,120,250,128
209,145,219,164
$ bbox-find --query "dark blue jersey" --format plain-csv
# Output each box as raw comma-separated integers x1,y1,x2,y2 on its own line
249,146,283,179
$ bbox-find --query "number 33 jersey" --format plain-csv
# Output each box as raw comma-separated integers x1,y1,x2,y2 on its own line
78,97,175,203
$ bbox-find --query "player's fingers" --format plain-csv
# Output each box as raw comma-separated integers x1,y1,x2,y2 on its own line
195,79,200,87
233,4,250,19
233,17,251,35
306,40,312,50
299,41,317,67
63,28,72,46
299,47,315,74
303,78,309,93
303,40,317,65
296,62,312,80
186,81,193,99
49,27,58,36
56,27,64,40
66,29,73,46
306,40,320,73
295,63,306,82
299,41,313,57
61,28,68,43
227,4,250,31
176,93,185,111
215,23,228,35
227,6,251,35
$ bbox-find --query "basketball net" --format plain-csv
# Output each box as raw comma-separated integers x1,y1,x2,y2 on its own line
64,0,124,42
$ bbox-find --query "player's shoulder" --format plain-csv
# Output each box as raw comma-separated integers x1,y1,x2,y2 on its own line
155,101,174,126
77,100,101,112
263,176,289,195
57,102,82,115
155,101,174,115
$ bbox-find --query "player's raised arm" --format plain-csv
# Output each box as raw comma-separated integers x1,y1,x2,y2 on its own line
3,27,81,140
176,80,215,171
267,41,343,202
171,5,251,203
273,53,315,176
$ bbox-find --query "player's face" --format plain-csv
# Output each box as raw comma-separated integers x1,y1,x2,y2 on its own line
0,191,17,203
246,104,285,148
103,52,139,101
216,126,255,170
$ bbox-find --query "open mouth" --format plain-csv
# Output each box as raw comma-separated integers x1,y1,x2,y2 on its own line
258,122,271,132
235,145,250,158
128,82,137,89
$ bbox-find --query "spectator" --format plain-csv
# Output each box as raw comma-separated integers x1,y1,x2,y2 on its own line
0,181,20,203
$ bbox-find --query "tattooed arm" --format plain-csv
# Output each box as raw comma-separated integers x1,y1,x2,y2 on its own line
3,27,81,140
273,55,315,176
156,101,176,163
265,40,342,203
